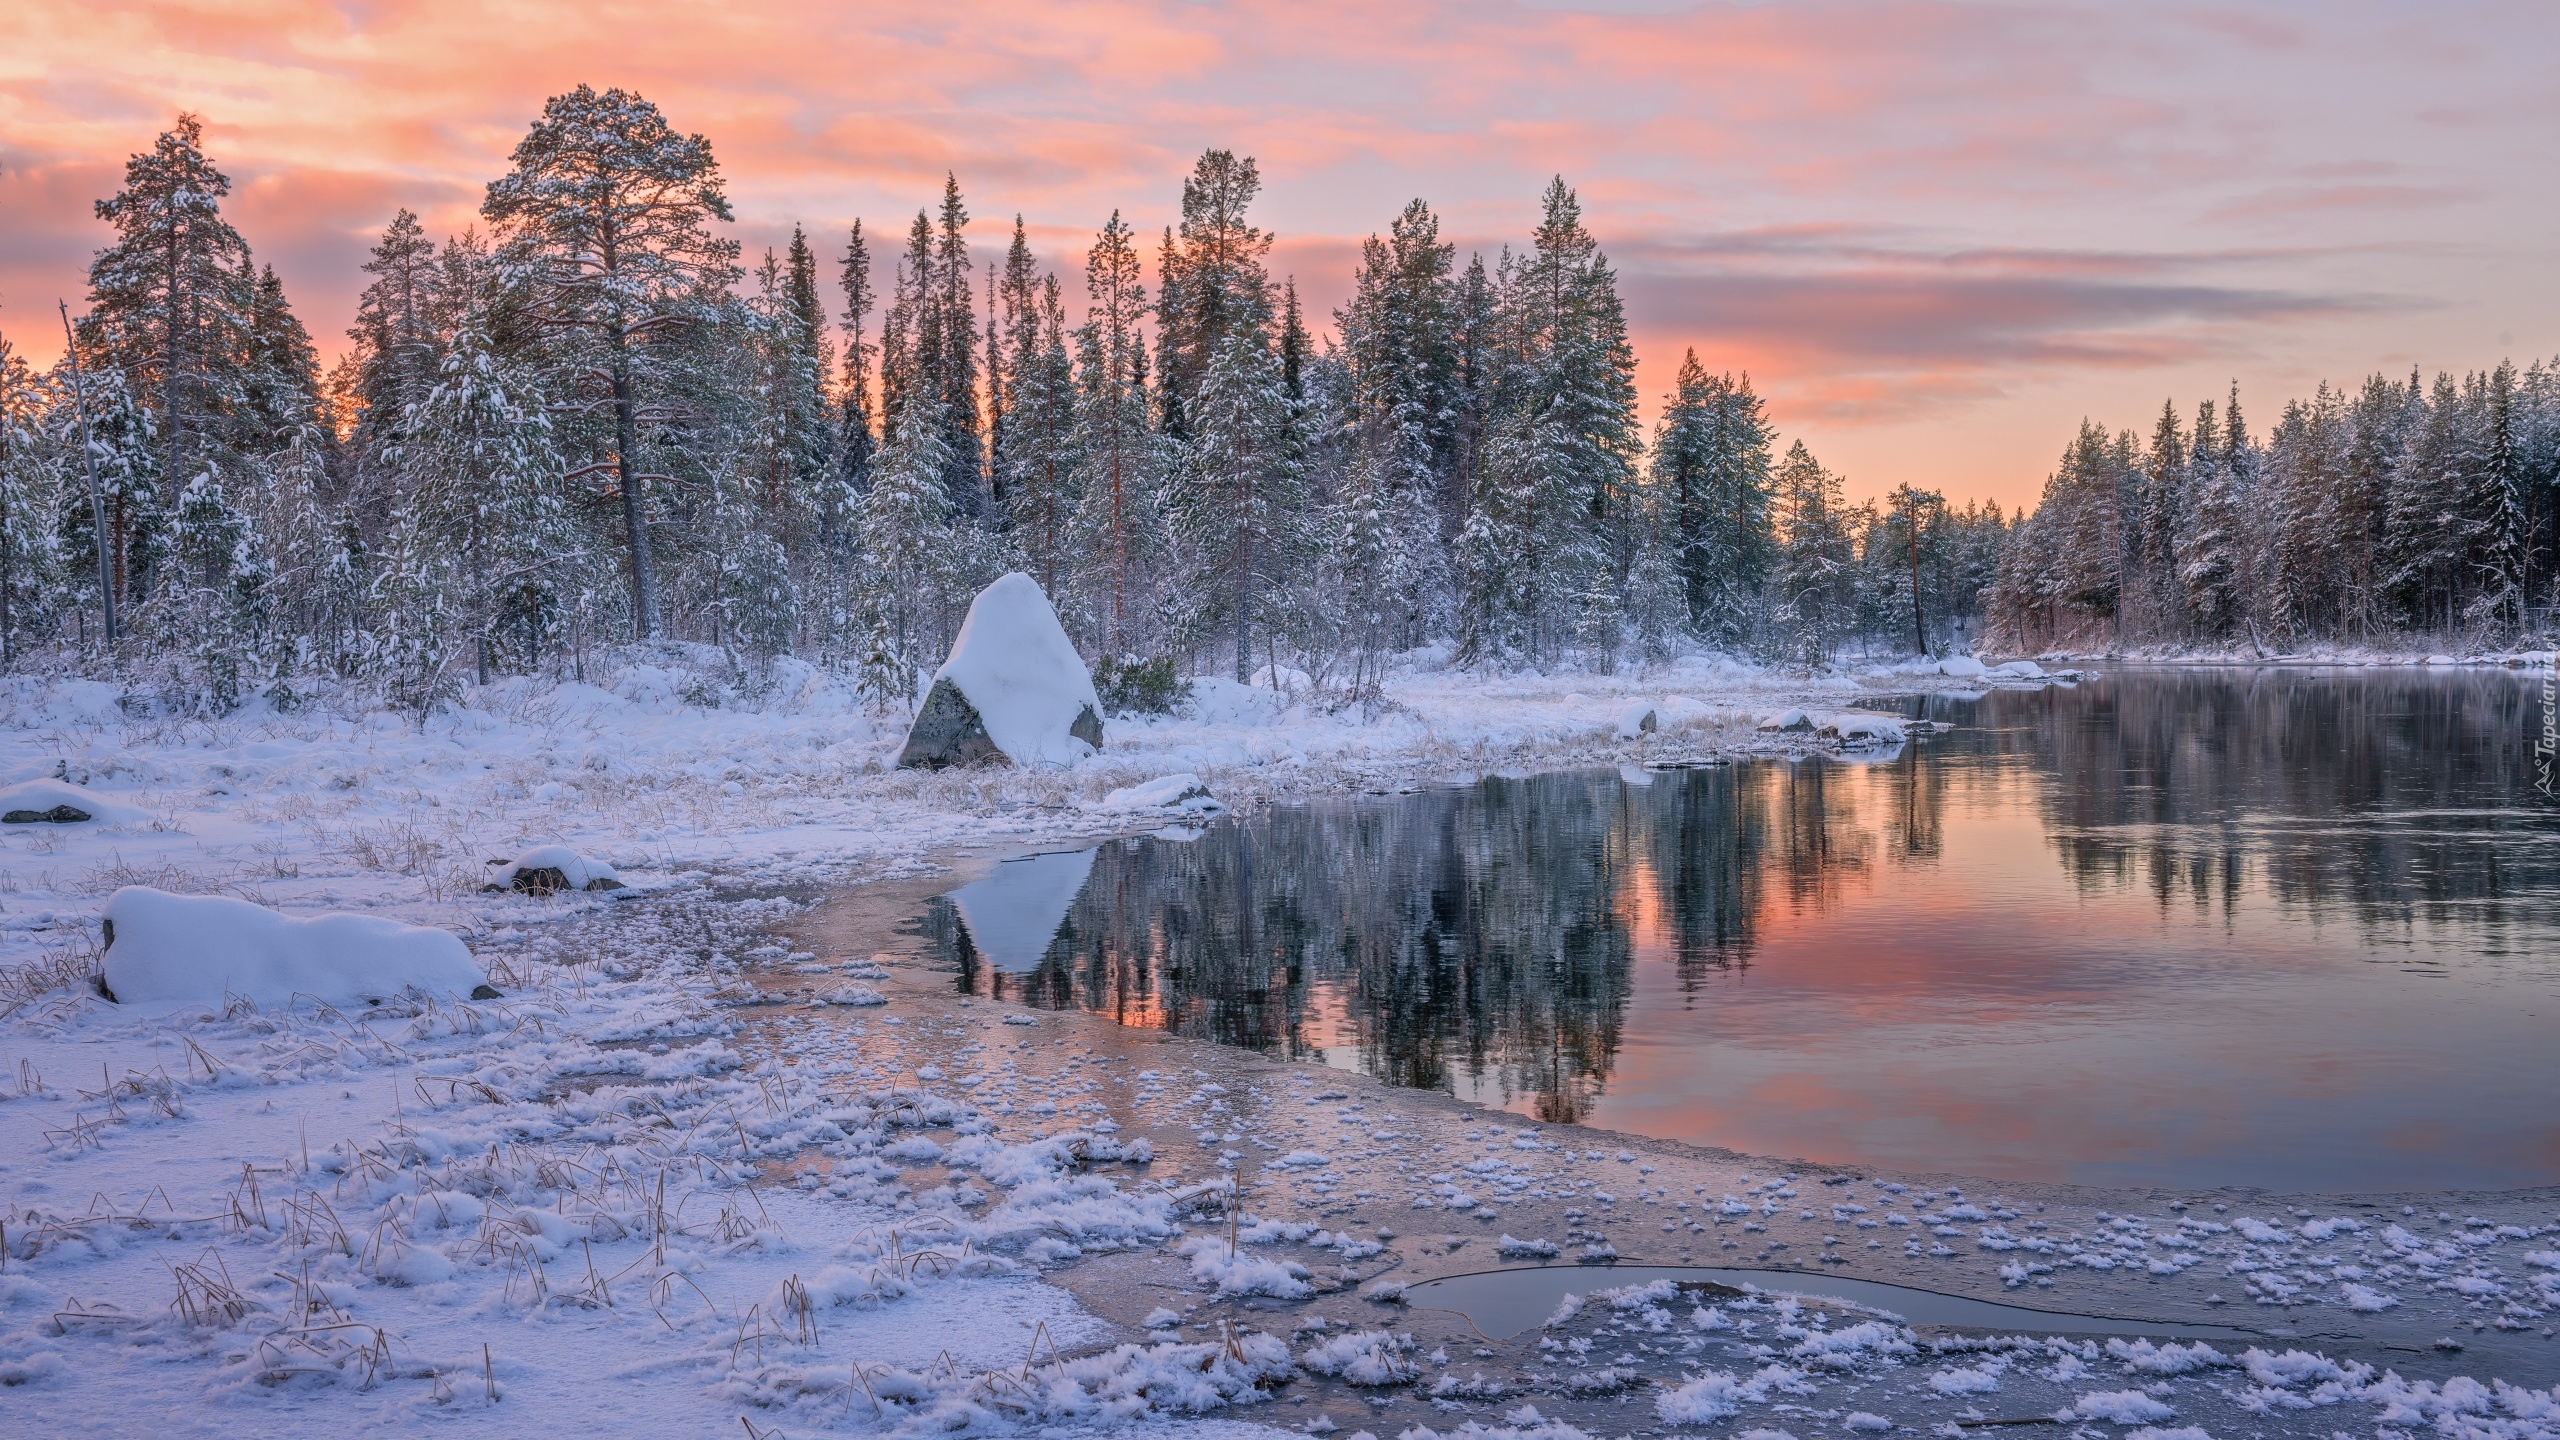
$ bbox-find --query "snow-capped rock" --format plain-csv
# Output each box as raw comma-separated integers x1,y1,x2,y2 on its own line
486,843,624,894
0,777,145,825
1099,773,1222,813
898,573,1104,770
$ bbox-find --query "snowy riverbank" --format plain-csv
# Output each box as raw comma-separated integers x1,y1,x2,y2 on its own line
2,653,2555,1439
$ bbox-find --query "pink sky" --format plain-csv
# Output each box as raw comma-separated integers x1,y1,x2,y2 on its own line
3,0,2553,509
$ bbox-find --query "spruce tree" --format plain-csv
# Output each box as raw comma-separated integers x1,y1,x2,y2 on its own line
931,176,984,519
860,390,956,682
1004,275,1081,601
1175,321,1298,680
1339,199,1458,642
1770,441,1856,664
2464,362,2525,635
837,218,877,503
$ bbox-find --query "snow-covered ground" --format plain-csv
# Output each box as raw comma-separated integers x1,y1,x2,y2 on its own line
2,651,2554,1439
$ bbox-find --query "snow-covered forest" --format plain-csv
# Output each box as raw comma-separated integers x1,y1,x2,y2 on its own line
2,89,2553,717
1983,372,2560,654
0,91,2028,713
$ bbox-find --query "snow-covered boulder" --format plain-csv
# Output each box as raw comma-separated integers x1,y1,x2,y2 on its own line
0,778,145,825
1757,708,1815,732
1990,659,2047,679
1614,704,1658,739
101,887,482,1007
1816,713,1907,747
485,844,623,895
1251,663,1312,694
1937,655,1987,679
1099,773,1223,814
898,573,1103,769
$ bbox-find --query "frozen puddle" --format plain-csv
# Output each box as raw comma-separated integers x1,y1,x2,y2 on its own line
1404,1264,2261,1339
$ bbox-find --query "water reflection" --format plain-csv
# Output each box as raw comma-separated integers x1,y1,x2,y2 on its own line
926,669,2560,1190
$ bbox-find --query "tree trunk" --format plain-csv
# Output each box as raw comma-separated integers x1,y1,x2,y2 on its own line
1908,522,1926,656
609,333,659,640
1232,532,1253,684
166,234,186,508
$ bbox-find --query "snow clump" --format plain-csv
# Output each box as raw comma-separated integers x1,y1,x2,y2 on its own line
101,886,481,1006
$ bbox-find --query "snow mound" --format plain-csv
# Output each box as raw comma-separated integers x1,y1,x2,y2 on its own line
2066,1390,2176,1425
1991,660,2048,679
485,844,622,894
899,573,1102,769
1252,663,1312,694
1099,773,1223,813
0,778,145,825
1300,1329,1417,1385
101,887,482,1007
1937,655,1987,678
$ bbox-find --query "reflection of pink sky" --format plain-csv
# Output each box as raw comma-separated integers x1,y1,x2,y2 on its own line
7,2,2557,506
1503,759,2560,1191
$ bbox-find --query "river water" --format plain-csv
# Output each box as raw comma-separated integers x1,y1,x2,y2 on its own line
922,668,2560,1193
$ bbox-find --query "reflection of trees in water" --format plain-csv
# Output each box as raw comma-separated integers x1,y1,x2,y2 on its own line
932,767,1859,1121
928,670,2556,1116
1987,670,2557,937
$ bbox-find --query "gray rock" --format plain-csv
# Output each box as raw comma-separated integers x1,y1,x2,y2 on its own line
896,677,1105,771
896,678,1009,770
4,804,91,824
482,867,627,896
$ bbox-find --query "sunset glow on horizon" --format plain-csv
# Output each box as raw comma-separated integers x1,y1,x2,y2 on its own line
4,0,2554,509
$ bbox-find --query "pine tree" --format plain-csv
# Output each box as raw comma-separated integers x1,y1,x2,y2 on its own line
1879,483,1946,655
989,217,1043,522
1157,151,1274,448
1071,212,1158,656
2383,372,2464,633
85,113,255,507
481,84,739,640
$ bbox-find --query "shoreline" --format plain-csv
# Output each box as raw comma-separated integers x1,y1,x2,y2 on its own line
2,664,2556,1436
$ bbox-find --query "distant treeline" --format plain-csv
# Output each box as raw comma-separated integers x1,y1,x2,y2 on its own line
1985,365,2560,653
